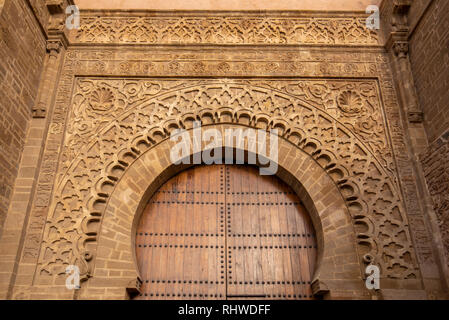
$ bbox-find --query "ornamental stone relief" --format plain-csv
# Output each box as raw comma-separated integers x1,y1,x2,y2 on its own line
71,14,379,45
63,79,393,173
62,48,381,78
64,52,379,79
2,4,442,298
15,42,436,296
36,78,418,284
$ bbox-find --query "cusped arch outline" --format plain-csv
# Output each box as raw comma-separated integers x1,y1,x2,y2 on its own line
83,123,362,299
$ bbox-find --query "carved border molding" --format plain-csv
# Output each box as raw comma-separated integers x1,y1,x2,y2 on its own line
70,12,379,46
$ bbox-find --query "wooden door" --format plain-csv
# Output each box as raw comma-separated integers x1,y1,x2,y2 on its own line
135,165,317,300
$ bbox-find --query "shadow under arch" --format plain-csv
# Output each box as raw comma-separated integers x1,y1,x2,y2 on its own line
80,123,364,300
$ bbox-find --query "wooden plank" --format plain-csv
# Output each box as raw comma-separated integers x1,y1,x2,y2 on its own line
252,167,263,296
257,170,270,298
302,203,316,299
135,164,317,300
173,173,185,299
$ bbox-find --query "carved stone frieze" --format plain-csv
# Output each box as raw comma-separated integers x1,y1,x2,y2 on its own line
70,13,379,46
64,48,380,79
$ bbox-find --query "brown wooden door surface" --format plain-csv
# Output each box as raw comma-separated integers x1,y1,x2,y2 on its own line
135,165,317,300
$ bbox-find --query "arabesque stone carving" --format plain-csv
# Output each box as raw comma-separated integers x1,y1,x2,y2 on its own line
71,14,379,45
36,78,419,283
1,4,445,300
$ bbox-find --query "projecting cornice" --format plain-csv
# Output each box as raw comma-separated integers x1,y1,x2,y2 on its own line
68,11,380,46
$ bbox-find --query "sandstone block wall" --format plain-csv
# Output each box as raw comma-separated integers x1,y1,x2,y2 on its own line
407,0,449,270
421,129,449,268
0,0,46,238
409,0,449,143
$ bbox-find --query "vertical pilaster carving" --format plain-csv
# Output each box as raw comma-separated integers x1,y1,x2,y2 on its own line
32,39,64,118
392,40,423,123
31,0,69,119
389,0,423,124
32,0,73,118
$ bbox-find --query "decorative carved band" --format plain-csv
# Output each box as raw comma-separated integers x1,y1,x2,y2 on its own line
70,13,379,46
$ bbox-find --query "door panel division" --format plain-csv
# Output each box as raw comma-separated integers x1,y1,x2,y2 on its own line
135,165,317,300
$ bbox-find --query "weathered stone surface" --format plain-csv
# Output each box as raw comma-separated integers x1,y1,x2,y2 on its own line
0,0,46,238
409,0,449,143
0,2,447,300
422,129,449,270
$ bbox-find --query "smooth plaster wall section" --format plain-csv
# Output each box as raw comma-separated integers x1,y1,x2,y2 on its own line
75,0,381,11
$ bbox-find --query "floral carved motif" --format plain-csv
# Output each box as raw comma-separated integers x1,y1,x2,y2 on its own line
337,90,363,114
37,79,418,283
88,87,115,113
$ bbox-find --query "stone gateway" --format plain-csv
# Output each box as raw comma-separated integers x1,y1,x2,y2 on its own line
0,0,447,300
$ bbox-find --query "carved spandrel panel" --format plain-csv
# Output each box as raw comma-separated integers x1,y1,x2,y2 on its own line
63,79,393,175
37,77,418,283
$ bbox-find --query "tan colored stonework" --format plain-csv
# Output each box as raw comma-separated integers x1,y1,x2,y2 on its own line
0,0,46,249
409,0,449,143
79,125,365,299
37,76,418,290
421,130,449,282
0,0,447,300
